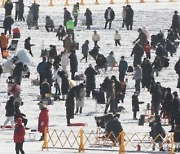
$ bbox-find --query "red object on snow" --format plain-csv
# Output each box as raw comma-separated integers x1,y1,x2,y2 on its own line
70,123,87,126
12,28,20,34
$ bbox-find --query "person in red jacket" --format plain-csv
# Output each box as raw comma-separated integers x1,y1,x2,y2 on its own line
144,41,151,59
38,104,49,141
13,118,25,154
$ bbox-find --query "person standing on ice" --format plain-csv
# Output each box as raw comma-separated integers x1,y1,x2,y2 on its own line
133,65,142,93
24,37,34,57
13,118,25,154
84,8,92,30
84,64,97,97
114,30,121,46
125,5,134,30
72,2,79,26
92,30,100,48
104,7,115,29
172,10,180,37
63,7,71,27
38,104,49,141
3,96,15,128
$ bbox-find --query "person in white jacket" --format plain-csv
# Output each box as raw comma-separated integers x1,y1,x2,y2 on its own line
114,30,121,46
60,51,70,75
92,30,100,48
53,64,61,98
75,83,86,114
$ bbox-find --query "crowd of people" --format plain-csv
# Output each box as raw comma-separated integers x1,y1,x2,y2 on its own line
0,1,180,153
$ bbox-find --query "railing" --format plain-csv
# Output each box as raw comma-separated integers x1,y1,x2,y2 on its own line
42,127,174,153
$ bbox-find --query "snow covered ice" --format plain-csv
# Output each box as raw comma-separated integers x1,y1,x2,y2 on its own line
0,0,180,153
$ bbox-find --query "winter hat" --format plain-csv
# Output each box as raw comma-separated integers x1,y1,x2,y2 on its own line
173,91,178,97
16,118,22,124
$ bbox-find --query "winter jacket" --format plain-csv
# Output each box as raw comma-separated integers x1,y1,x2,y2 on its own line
53,67,61,85
5,98,14,117
82,42,89,56
104,8,115,21
63,36,72,51
64,9,71,26
66,20,75,30
149,121,166,142
131,44,144,65
5,1,13,15
84,9,92,26
26,12,33,26
24,38,31,50
114,33,121,40
92,34,100,42
69,51,78,72
3,16,14,30
133,66,142,80
72,4,79,17
126,6,134,25
58,71,69,95
61,52,70,67
84,66,97,90
132,94,139,112
65,87,76,119
45,17,54,28
14,118,25,143
0,34,8,48
13,62,23,77
30,3,39,20
37,61,47,74
76,87,85,107
119,60,128,73
172,14,180,32
38,108,49,133
106,54,117,67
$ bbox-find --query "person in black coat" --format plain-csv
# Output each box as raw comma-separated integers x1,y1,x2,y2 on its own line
141,58,152,90
0,64,3,77
56,25,65,41
24,37,33,57
69,50,78,80
170,91,180,132
58,70,69,100
125,5,134,30
95,54,107,72
172,10,180,36
3,15,14,35
13,62,23,85
19,0,25,21
175,58,180,89
104,7,115,29
174,123,180,152
81,40,89,62
48,45,57,63
14,102,27,126
63,7,71,27
150,82,163,116
84,64,97,97
132,92,140,120
4,0,13,16
3,96,15,128
105,114,123,143
131,43,144,66
40,79,51,99
149,115,166,151
84,8,92,30
37,57,47,89
65,86,78,126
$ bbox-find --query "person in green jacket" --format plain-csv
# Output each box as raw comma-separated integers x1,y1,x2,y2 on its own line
66,18,75,41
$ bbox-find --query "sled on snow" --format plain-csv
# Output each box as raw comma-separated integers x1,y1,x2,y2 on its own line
8,39,19,52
